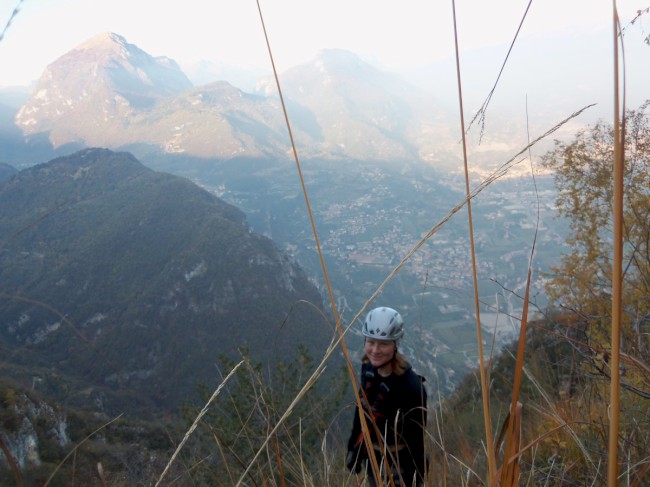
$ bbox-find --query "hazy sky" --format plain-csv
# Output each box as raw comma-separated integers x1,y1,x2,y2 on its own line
1,0,648,87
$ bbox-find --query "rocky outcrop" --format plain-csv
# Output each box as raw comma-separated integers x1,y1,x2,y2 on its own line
0,389,69,469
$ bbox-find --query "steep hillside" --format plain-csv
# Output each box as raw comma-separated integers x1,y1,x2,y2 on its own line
0,148,331,415
125,80,299,159
0,163,16,182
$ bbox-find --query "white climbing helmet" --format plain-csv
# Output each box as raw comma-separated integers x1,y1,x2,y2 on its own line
362,307,404,341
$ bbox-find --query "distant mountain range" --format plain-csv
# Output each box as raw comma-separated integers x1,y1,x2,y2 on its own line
0,148,331,415
11,32,459,169
5,29,647,173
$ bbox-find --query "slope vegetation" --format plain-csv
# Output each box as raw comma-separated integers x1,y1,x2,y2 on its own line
0,148,331,415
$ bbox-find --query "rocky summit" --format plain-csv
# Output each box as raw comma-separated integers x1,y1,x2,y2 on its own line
15,32,193,149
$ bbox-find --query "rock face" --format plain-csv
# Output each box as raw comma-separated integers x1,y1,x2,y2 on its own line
0,390,70,469
0,148,330,414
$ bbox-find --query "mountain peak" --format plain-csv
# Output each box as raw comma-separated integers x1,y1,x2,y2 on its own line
16,33,192,146
73,32,181,70
76,31,129,51
314,48,364,64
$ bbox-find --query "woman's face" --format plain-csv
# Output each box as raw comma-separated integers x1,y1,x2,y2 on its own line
364,338,396,367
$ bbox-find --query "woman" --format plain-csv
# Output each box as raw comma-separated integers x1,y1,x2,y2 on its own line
346,306,428,486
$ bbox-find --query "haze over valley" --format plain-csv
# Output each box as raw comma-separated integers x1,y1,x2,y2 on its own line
0,29,605,396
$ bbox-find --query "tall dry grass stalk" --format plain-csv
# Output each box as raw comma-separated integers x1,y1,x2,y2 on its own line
452,0,496,479
0,0,23,43
608,2,625,485
445,1,610,484
0,431,23,487
253,1,384,483
450,0,496,483
450,1,548,484
155,360,244,486
498,93,543,485
43,414,123,487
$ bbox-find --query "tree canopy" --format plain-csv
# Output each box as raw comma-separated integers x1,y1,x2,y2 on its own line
541,100,650,392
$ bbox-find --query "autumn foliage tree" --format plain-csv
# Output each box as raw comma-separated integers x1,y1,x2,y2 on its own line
538,101,650,484
541,101,650,374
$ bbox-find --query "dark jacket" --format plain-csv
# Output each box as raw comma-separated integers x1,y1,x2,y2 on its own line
347,360,428,484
